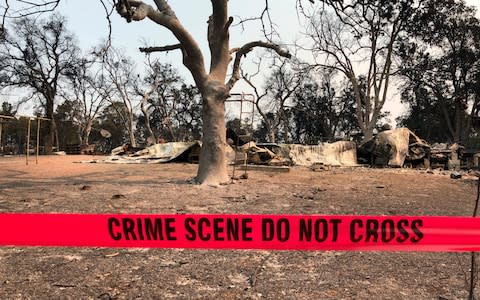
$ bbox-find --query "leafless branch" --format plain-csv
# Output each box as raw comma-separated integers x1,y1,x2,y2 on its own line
233,0,278,41
99,0,114,53
4,0,60,18
227,41,291,91
1,0,9,35
139,43,182,53
116,0,206,88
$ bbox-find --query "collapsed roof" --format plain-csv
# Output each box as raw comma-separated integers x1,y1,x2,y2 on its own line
359,128,430,167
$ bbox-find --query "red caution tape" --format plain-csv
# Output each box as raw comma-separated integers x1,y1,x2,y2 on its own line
1,213,480,251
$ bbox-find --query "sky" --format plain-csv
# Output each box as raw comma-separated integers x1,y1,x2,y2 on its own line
56,1,301,76
4,0,480,124
5,0,303,116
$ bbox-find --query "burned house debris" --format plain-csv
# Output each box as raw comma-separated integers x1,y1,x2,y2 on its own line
78,127,476,178
102,142,201,164
285,142,357,167
358,128,431,168
97,138,358,169
429,143,464,170
357,128,473,172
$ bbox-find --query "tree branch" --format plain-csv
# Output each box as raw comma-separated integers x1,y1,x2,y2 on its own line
226,41,291,91
99,0,114,53
208,0,230,80
116,0,207,88
4,0,60,18
139,43,182,53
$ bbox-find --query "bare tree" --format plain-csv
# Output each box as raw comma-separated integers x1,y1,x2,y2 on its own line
136,58,184,144
291,72,361,143
243,59,304,143
301,0,416,141
136,57,164,145
101,46,139,147
138,82,156,146
172,84,203,142
0,1,113,43
64,57,111,145
113,0,295,185
0,13,79,153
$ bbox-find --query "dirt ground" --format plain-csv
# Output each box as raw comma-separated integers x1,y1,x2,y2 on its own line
0,155,479,299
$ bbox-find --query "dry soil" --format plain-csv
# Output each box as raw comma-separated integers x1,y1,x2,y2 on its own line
0,155,478,299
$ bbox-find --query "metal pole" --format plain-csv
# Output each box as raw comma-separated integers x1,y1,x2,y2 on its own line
36,117,40,164
26,118,31,166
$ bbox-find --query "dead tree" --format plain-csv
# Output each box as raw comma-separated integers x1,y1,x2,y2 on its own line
242,59,305,143
137,57,162,145
0,14,79,153
115,0,295,185
101,47,139,147
301,0,417,141
64,57,111,146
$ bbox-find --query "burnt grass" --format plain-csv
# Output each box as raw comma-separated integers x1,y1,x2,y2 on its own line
0,155,478,299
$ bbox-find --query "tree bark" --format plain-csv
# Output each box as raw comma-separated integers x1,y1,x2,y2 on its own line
363,125,374,142
196,81,229,185
45,97,55,154
83,120,93,145
282,116,289,143
140,97,156,145
454,101,465,143
268,129,276,143
54,120,59,151
128,114,137,147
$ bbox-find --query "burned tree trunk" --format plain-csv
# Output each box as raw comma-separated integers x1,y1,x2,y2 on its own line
116,0,292,185
196,82,229,184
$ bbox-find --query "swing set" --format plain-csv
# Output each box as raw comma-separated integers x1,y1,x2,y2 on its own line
0,114,50,165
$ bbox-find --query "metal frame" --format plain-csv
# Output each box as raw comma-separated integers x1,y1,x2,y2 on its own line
225,93,256,181
0,114,50,165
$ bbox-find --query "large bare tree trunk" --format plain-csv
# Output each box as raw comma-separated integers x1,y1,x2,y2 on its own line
44,119,58,154
45,124,53,154
454,102,463,143
196,82,229,185
54,120,59,151
363,126,374,142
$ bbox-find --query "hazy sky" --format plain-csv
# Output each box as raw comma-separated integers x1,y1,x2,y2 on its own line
6,0,480,123
56,1,302,77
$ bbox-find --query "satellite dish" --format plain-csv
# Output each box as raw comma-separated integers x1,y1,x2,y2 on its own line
100,129,112,138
